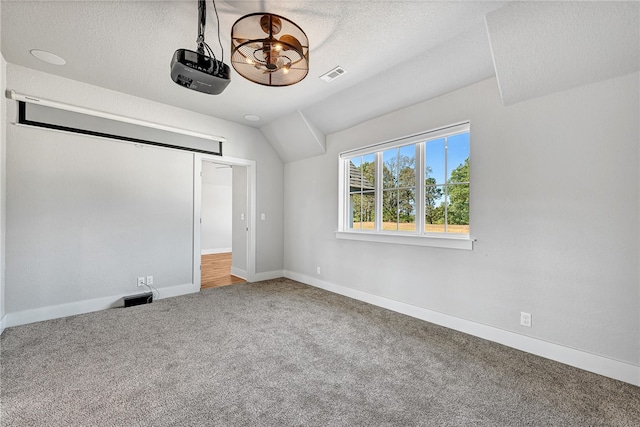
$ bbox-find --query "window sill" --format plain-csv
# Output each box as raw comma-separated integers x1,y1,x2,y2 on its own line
335,230,474,250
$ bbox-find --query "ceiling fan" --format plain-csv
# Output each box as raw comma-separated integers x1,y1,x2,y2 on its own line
231,13,309,87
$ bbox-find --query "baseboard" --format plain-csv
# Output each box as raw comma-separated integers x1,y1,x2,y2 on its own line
201,248,232,255
4,282,200,329
231,267,247,280
252,270,284,282
154,282,200,299
0,314,6,335
283,270,640,387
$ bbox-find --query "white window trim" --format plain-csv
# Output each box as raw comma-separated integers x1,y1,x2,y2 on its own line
337,121,473,250
334,230,473,250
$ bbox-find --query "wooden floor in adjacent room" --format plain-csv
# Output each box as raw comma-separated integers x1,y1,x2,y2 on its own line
201,252,245,289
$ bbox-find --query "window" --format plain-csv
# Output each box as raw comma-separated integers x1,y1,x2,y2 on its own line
348,153,376,230
382,144,417,232
338,122,471,250
424,132,470,234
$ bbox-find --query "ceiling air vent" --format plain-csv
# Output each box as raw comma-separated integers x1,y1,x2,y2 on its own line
320,66,347,82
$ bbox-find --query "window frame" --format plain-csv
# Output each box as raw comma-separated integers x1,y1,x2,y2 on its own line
336,122,473,250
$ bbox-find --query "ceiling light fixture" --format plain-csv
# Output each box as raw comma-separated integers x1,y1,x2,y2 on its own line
231,13,309,87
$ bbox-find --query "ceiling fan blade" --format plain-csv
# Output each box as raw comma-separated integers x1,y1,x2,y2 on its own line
279,34,303,52
234,38,263,50
260,15,282,35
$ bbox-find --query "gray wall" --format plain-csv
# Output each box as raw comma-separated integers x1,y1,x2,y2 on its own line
1,51,6,328
7,126,194,311
283,73,640,366
201,162,232,253
4,64,284,318
232,165,248,275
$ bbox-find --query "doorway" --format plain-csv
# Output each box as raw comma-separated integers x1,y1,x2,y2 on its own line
200,162,242,288
193,154,256,288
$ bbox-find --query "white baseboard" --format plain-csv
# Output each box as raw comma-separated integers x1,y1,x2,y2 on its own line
201,248,232,255
0,314,6,335
4,283,200,329
252,270,284,282
231,267,247,280
284,270,640,387
155,283,200,299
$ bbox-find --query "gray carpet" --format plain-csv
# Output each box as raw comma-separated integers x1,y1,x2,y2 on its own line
1,279,639,426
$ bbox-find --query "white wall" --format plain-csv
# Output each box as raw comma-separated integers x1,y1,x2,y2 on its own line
0,52,6,332
284,73,639,378
7,123,194,311
232,165,248,277
201,162,232,254
4,64,284,324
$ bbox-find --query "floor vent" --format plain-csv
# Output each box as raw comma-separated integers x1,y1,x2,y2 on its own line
123,292,153,307
320,66,347,82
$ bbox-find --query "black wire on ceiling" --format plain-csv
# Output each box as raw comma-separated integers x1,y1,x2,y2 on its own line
211,0,224,64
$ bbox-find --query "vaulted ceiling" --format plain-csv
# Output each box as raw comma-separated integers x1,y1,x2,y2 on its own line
1,1,638,162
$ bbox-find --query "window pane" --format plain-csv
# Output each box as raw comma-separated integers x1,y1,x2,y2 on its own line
382,188,416,231
382,148,398,189
349,158,362,192
361,153,376,190
361,192,375,229
447,184,469,234
398,188,416,232
426,138,445,185
398,144,416,189
349,193,361,229
349,155,376,192
382,189,398,229
447,132,470,184
425,185,445,233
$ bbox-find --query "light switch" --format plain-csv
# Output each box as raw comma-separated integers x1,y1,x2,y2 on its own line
261,213,266,220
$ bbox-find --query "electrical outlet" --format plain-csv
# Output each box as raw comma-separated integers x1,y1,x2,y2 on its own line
137,277,146,287
316,267,321,275
261,213,266,220
146,276,154,285
520,312,532,327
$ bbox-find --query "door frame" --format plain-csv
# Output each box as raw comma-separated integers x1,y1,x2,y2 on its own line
193,153,256,286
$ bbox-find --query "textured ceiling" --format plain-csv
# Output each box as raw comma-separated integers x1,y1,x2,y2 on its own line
303,22,497,135
260,110,325,163
486,1,640,106
1,1,638,162
0,1,504,127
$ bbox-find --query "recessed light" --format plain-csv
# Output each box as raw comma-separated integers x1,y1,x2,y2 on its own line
244,114,260,122
30,49,66,65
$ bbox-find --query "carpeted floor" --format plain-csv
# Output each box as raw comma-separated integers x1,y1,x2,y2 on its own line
1,278,639,426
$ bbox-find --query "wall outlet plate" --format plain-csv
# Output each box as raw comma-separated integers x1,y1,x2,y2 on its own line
137,277,145,287
520,311,532,327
